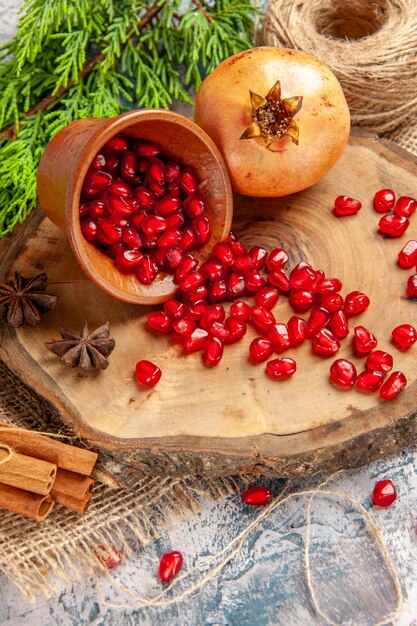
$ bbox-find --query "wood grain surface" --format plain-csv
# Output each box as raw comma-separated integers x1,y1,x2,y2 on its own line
1,133,416,481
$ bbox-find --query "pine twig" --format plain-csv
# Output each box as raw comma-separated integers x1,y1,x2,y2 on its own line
0,1,163,143
192,0,214,23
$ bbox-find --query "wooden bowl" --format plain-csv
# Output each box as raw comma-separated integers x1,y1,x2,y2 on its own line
37,110,233,305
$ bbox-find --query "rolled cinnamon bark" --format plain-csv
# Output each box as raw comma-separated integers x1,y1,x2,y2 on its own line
52,491,93,514
0,483,55,522
51,468,94,499
0,449,56,495
0,423,98,475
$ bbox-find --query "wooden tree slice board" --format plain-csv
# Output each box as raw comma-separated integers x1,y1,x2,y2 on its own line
1,133,417,484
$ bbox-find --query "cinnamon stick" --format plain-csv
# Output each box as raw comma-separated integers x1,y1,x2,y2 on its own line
0,449,56,495
0,424,98,475
0,483,55,522
52,491,93,514
51,468,94,499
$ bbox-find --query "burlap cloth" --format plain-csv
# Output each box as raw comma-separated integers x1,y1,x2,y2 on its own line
0,107,416,604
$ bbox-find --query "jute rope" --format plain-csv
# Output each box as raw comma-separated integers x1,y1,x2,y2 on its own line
263,0,417,133
94,473,403,625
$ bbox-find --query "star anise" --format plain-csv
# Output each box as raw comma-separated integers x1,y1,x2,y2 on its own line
45,322,115,374
0,272,58,328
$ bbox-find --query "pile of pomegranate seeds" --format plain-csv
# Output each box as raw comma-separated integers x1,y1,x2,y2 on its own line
80,134,209,285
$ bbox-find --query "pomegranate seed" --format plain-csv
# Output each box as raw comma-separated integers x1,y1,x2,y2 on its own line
224,318,247,343
185,284,208,303
321,293,344,312
268,323,291,352
179,226,197,251
201,260,227,281
289,289,314,313
142,232,159,249
226,272,246,298
103,153,120,174
178,168,198,195
203,336,223,367
268,269,291,292
208,280,228,303
158,228,182,248
333,195,362,217
154,247,168,271
254,287,279,309
316,278,342,295
147,158,165,185
245,270,266,293
187,300,209,321
266,357,296,380
165,246,183,269
146,311,172,334
165,211,185,230
378,214,409,237
154,196,181,217
135,360,161,387
249,337,274,363
233,254,255,274
241,486,272,506
89,200,106,219
394,196,417,218
250,306,276,333
131,212,146,230
366,350,393,373
372,480,397,507
183,328,208,353
344,291,370,316
163,299,188,320
178,271,205,292
328,312,352,342
193,216,211,246
105,243,126,259
266,248,288,271
158,551,183,582
208,322,230,342
135,255,158,284
115,249,143,273
80,219,98,242
108,194,135,217
168,182,181,197
230,240,246,257
380,371,407,400
357,369,384,391
165,161,181,183
306,306,330,338
142,215,167,236
183,195,205,219
121,227,142,250
147,178,165,198
398,240,417,268
133,186,155,210
120,151,137,180
249,246,268,269
391,323,417,350
91,154,106,170
79,202,91,219
200,304,226,329
134,141,160,158
290,262,317,290
312,328,340,357
172,318,196,337
175,254,199,282
103,134,129,153
98,219,122,244
353,325,377,357
287,316,308,345
84,170,112,193
373,189,395,213
330,359,357,388
212,242,234,266
407,274,417,298
230,300,252,321
94,545,122,570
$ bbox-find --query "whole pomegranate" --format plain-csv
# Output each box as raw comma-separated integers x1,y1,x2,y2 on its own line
195,47,350,197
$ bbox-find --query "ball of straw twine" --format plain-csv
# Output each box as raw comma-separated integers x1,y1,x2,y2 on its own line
263,0,417,133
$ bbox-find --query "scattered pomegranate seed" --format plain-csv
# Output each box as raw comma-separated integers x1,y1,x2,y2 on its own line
183,328,208,353
135,360,162,387
287,316,308,345
203,336,223,367
378,214,409,238
241,486,273,506
365,350,393,373
115,249,143,273
289,289,314,313
226,272,246,298
356,369,384,391
268,323,291,352
306,306,330,338
316,277,342,295
251,306,276,334
233,254,255,274
330,359,357,388
135,255,158,284
94,545,122,570
379,371,407,400
394,196,417,218
249,337,274,363
312,328,340,358
201,260,227,281
187,300,208,320
178,271,205,293
406,274,417,298
172,318,196,337
224,318,247,343
163,299,188,320
397,240,417,269
230,300,252,321
208,279,227,302
80,219,98,242
268,269,291,292
266,248,288,271
353,325,377,357
245,269,266,292
290,262,317,290
200,304,225,329
391,323,417,350
208,322,230,342
266,357,297,380
344,291,370,316
372,480,397,507
373,189,395,213
249,245,268,269
212,242,234,266
333,195,362,217
254,287,280,309
158,551,184,582
193,216,211,246
320,293,344,312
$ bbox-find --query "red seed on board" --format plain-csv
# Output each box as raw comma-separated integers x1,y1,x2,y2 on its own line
254,287,280,309
406,274,417,298
183,328,208,353
344,291,370,316
245,269,266,293
135,360,162,387
287,316,308,346
316,278,342,295
330,359,357,388
379,371,407,400
333,195,362,217
226,272,246,298
353,325,377,357
241,486,273,506
146,311,172,334
178,271,205,293
158,551,184,582
266,248,289,271
391,324,417,350
394,196,417,218
365,350,393,373
356,369,384,391
224,318,247,343
203,336,224,367
288,289,314,313
212,242,234,266
229,300,252,321
163,299,188,320
397,240,417,269
208,322,230,342
250,306,276,333
378,214,409,237
187,300,209,321
268,269,291,292
249,246,268,269
373,189,395,213
175,254,199,283
268,323,291,353
249,337,274,363
172,318,196,337
289,262,317,290
372,480,397,507
312,328,341,358
265,357,297,380
200,304,226,330
321,293,344,312
306,306,331,338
